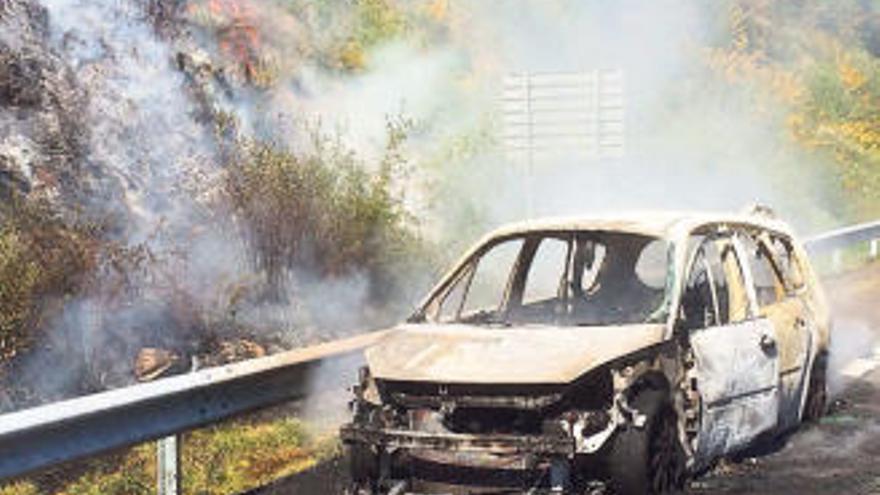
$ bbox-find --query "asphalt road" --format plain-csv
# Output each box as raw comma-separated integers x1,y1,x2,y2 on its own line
690,367,880,494
253,264,880,495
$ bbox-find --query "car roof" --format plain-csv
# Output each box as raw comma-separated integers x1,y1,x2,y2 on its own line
483,210,794,242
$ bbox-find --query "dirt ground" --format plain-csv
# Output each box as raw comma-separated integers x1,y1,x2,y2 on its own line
253,263,880,495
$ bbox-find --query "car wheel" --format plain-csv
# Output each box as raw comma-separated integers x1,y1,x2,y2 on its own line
803,353,828,422
608,390,686,495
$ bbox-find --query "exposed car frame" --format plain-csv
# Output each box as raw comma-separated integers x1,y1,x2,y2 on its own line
341,208,831,495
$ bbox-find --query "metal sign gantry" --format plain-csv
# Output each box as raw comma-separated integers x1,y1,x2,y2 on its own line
501,70,626,160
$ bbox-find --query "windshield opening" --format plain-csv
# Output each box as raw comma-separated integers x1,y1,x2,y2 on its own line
420,231,670,326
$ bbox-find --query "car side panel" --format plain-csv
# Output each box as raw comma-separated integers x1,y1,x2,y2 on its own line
760,297,811,428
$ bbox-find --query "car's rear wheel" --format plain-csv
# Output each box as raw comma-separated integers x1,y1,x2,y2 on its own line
803,352,828,422
608,390,686,495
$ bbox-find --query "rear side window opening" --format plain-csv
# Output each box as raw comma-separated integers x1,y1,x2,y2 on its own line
766,234,806,290
738,230,789,308
422,231,672,327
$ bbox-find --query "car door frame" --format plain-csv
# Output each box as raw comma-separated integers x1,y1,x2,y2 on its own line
679,227,781,464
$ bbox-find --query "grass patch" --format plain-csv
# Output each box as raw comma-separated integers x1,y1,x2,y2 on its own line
0,416,335,495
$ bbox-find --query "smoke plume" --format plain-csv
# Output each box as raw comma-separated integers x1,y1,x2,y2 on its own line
1,0,877,411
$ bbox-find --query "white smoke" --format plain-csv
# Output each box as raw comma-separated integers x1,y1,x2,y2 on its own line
411,0,842,242
828,318,877,396
45,0,220,238
5,0,874,409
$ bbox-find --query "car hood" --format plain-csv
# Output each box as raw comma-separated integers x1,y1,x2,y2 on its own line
365,323,666,384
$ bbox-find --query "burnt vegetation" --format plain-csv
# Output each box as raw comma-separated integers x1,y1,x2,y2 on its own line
0,0,432,409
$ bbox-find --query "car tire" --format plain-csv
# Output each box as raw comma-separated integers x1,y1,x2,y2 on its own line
803,352,828,422
608,390,686,495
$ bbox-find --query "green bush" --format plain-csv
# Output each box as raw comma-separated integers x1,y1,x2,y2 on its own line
0,229,41,360
317,0,446,71
798,49,880,218
0,197,97,362
225,125,422,306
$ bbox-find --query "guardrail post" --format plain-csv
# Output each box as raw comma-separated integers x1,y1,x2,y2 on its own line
157,435,180,495
831,249,843,272
871,239,878,259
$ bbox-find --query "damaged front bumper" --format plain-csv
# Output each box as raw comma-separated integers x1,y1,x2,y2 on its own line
341,424,604,493
340,424,575,456
341,424,578,493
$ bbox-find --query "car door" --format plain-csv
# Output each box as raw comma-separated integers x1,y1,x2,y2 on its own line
747,232,814,428
681,232,780,462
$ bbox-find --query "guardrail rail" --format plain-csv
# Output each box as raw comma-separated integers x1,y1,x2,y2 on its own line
804,220,880,270
0,331,386,494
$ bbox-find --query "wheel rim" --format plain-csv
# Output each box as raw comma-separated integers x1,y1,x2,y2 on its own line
649,409,683,494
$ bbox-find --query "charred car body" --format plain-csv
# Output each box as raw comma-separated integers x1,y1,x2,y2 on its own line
340,209,831,494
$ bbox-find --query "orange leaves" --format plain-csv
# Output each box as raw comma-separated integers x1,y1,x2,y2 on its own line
836,120,880,150
338,40,367,72
426,0,449,22
838,60,868,91
187,0,266,84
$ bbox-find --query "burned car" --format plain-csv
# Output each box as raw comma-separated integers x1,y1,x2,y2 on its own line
340,209,831,494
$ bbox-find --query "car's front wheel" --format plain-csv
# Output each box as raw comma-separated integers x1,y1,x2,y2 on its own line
607,390,686,494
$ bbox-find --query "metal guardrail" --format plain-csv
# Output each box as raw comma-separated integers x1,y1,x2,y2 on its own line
804,220,880,270
0,220,878,493
0,330,386,488
804,220,880,254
